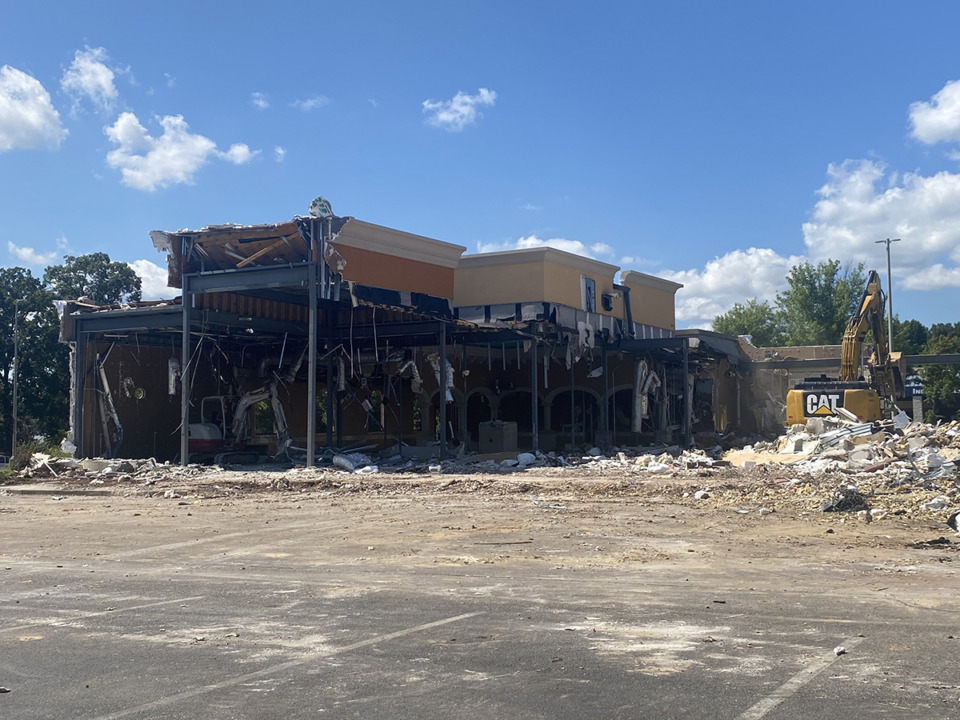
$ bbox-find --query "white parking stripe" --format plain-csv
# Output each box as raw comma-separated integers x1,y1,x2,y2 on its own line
88,611,484,720
0,596,206,634
736,635,866,719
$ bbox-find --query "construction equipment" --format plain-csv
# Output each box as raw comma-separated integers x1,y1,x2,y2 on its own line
187,382,290,463
785,270,904,424
187,345,307,463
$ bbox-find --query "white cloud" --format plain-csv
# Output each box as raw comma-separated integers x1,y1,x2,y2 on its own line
802,158,960,289
8,241,58,266
661,248,801,330
590,242,614,257
0,65,67,152
476,234,607,258
619,255,655,268
292,95,329,111
164,73,176,88
274,146,286,162
521,202,541,211
104,112,255,191
219,143,257,164
60,47,118,112
667,152,960,329
251,92,269,110
909,78,960,145
423,88,496,132
128,259,172,299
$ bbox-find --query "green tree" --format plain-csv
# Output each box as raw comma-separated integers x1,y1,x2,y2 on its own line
928,322,960,340
775,260,866,345
44,252,142,305
891,317,929,356
713,298,784,346
0,268,67,450
919,335,960,422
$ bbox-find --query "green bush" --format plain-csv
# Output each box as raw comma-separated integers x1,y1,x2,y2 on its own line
10,438,67,472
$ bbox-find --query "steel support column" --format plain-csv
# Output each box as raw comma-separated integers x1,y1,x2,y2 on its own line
569,360,576,449
306,238,318,466
682,337,692,448
530,339,539,453
601,342,609,449
439,321,447,459
72,333,87,457
326,352,334,450
179,275,191,465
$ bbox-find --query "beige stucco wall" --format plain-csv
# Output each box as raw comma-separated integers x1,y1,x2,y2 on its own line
620,270,682,331
542,260,617,311
455,248,620,315
454,256,546,305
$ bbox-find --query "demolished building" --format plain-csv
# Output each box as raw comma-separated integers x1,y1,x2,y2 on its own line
60,201,751,465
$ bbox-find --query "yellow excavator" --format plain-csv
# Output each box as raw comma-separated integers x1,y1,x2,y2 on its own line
785,270,904,424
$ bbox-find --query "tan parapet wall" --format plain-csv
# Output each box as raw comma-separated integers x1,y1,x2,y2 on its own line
454,255,546,306
619,270,682,331
455,247,621,314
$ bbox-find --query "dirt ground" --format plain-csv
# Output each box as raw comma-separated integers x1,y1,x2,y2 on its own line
3,460,960,719
6,459,959,565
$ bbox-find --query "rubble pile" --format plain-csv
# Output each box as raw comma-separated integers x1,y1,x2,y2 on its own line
4,416,958,531
746,415,960,480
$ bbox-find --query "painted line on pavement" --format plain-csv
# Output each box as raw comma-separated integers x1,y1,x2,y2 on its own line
0,596,206,634
736,635,866,719
89,611,484,720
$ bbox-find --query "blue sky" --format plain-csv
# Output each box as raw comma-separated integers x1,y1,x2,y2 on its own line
3,1,960,329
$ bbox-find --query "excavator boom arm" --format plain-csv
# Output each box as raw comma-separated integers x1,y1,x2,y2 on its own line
839,270,885,382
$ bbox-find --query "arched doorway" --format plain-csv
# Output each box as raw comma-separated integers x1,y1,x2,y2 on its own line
497,390,542,432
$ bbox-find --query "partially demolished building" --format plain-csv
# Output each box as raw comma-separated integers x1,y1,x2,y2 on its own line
61,202,749,464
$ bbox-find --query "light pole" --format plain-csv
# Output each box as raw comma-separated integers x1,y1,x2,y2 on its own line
875,238,900,350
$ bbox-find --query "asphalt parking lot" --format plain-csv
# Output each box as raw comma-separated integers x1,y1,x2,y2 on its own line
2,484,959,719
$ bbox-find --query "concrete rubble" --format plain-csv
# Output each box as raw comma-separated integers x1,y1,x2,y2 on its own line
4,415,959,536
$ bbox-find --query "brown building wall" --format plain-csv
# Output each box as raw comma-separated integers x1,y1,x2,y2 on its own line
81,343,184,460
333,244,456,298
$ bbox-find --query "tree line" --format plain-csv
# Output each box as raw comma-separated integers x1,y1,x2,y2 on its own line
2,253,141,455
713,259,960,422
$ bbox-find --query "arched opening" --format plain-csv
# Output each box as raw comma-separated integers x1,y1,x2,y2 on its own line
497,390,542,432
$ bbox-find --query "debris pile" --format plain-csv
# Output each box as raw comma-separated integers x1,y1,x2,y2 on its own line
741,415,960,482
4,416,958,532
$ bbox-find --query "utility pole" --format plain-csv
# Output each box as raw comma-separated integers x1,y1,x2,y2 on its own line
875,238,900,350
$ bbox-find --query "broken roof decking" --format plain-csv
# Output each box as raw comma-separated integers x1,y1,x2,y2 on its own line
151,216,466,297
151,219,320,289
